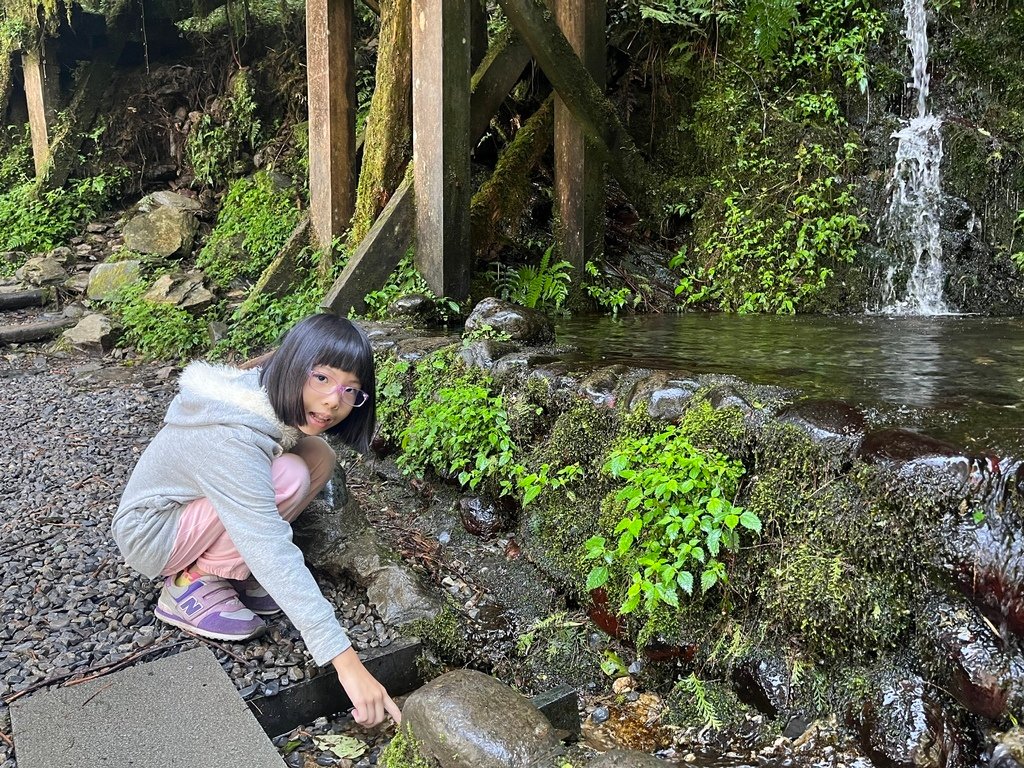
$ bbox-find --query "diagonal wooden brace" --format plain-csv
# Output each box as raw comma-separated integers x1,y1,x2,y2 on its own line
495,0,655,216
322,29,531,317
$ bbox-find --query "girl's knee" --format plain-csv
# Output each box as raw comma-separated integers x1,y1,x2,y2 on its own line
271,452,312,500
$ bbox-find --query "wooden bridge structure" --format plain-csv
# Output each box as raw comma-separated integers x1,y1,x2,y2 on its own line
3,0,652,313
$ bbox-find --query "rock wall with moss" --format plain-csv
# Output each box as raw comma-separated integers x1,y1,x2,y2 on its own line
617,0,1024,314
366,309,1022,760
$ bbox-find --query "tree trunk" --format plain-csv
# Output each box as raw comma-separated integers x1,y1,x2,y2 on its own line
471,94,554,258
348,0,413,247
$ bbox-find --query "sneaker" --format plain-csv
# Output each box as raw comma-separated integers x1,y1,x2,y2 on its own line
228,576,281,616
155,575,265,641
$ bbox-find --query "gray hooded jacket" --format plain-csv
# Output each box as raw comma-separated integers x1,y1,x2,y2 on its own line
113,361,351,665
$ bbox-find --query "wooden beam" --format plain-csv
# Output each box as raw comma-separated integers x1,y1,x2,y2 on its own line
307,0,357,250
321,29,530,316
22,41,61,178
495,0,654,215
411,0,472,300
554,0,606,275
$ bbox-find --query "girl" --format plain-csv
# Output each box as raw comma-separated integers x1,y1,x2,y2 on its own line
113,313,400,727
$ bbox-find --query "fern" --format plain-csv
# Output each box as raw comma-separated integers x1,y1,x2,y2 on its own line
499,245,573,311
676,673,723,729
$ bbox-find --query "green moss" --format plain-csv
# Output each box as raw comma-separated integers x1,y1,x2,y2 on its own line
405,598,465,661
676,399,748,457
378,726,434,768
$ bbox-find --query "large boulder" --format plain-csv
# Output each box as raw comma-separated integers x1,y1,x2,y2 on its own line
122,206,197,257
143,271,216,314
86,261,142,302
464,297,555,345
403,669,563,768
61,314,121,355
15,256,67,287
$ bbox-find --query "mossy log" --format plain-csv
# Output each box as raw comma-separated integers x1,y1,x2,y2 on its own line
348,0,413,246
471,94,554,257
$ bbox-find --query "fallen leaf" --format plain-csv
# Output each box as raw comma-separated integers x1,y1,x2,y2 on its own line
314,734,367,760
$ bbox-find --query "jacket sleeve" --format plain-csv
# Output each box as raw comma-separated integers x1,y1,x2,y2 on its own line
195,437,352,666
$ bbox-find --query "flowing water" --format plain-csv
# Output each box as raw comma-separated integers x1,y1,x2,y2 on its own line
877,0,949,314
556,313,1024,455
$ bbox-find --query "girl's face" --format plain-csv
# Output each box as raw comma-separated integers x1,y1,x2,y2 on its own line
299,365,364,436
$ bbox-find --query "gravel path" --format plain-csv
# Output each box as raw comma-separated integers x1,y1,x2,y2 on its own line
0,348,394,768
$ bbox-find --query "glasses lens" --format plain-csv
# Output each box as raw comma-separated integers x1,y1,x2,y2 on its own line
341,388,368,408
308,372,335,395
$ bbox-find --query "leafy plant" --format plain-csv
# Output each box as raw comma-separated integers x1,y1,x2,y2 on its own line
498,245,572,311
584,260,640,316
362,252,460,321
0,170,124,264
585,427,755,616
674,673,723,729
397,353,521,496
113,281,209,362
186,69,262,187
518,462,583,506
196,170,301,288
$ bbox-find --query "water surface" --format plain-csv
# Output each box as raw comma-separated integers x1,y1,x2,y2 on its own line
556,314,1024,455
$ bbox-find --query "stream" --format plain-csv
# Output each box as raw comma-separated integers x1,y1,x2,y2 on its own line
557,313,1024,456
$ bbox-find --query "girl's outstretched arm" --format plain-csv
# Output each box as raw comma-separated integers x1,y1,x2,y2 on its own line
332,647,403,726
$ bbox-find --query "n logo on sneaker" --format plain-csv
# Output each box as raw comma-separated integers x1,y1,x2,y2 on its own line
180,597,203,616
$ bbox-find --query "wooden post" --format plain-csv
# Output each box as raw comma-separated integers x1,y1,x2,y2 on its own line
22,40,61,178
411,0,471,300
323,28,528,316
554,0,605,275
307,0,357,250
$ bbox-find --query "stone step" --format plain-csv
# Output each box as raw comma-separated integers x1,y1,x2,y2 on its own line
10,647,284,768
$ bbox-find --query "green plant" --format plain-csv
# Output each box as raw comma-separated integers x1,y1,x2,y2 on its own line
515,612,585,657
584,261,640,316
1011,209,1024,272
397,352,521,496
585,427,756,616
113,281,210,361
196,171,301,288
518,462,583,506
186,69,262,187
362,252,460,321
678,135,867,314
498,245,572,311
673,673,723,729
0,171,124,264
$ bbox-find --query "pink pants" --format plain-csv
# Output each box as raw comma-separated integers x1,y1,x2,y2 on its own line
161,436,336,580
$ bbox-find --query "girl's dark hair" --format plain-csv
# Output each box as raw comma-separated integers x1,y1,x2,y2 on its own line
260,313,376,452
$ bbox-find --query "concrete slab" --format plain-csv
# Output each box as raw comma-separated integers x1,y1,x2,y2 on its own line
10,647,284,768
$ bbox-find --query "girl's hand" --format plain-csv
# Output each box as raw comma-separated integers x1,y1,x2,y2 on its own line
331,647,402,726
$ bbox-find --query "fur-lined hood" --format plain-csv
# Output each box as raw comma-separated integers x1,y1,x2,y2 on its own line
167,361,303,451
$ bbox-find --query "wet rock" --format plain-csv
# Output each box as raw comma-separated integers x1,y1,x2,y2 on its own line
143,271,216,314
122,206,197,257
459,496,514,539
403,669,563,768
732,656,790,718
365,565,440,626
860,429,961,463
707,384,753,413
394,335,457,362
588,749,668,767
991,729,1024,768
579,365,641,409
464,297,555,345
919,597,1024,720
459,339,520,371
388,293,437,321
778,398,866,444
137,190,202,213
87,260,142,302
628,372,698,423
858,675,965,768
61,314,121,354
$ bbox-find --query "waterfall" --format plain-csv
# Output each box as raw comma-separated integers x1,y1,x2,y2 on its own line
877,0,950,315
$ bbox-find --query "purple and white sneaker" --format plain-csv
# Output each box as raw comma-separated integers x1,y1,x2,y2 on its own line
228,576,281,616
155,575,265,641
